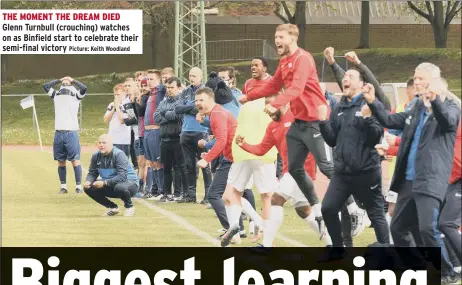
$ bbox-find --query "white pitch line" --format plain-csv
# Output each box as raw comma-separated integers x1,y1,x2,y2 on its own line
136,199,220,246
276,233,308,247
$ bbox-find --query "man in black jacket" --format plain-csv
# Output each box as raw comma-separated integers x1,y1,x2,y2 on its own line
154,77,188,202
318,68,389,259
365,63,460,282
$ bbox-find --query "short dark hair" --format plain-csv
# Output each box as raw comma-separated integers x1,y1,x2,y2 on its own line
195,86,215,98
253,56,269,68
166,77,181,88
218,66,239,80
407,78,414,87
348,67,365,82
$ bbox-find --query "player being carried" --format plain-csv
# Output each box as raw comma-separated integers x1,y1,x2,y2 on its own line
235,93,332,247
238,24,330,229
43,76,87,194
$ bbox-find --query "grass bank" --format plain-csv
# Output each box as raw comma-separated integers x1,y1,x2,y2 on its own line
2,48,460,145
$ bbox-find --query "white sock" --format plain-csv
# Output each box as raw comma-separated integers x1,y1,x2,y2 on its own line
76,184,82,190
347,201,360,214
386,213,393,244
262,206,284,247
305,212,332,246
61,184,67,189
311,203,322,218
249,221,255,235
228,204,242,229
241,197,264,228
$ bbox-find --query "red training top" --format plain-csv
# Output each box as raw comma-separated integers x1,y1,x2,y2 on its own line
242,74,272,95
240,109,316,180
245,48,327,122
449,122,461,184
203,104,238,163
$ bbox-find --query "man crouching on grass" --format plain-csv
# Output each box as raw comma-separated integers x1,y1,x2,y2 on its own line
84,134,139,217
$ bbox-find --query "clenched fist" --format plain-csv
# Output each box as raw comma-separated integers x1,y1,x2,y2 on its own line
235,135,245,146
196,113,205,123
361,104,371,118
238,95,248,104
344,51,361,65
362,83,376,104
323,47,335,65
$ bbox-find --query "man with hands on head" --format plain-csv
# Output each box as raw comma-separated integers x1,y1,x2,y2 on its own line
43,76,87,195
84,134,139,217
363,63,460,284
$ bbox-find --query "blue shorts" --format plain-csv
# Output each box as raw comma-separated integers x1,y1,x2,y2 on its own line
53,130,81,162
134,138,144,156
144,129,161,162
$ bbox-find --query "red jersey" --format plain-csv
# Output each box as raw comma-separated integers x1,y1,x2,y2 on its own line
245,48,327,122
242,74,272,95
449,122,461,184
203,104,238,163
240,110,316,180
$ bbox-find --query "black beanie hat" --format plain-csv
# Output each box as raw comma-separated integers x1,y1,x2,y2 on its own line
205,71,233,105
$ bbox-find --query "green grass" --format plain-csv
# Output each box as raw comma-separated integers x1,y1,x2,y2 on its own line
1,48,460,145
2,147,376,247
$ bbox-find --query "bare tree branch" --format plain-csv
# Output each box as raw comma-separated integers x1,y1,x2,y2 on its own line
281,1,293,20
425,1,433,19
445,1,452,18
445,1,461,29
407,1,431,21
274,8,290,23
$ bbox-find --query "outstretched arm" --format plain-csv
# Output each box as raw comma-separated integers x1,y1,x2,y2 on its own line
244,67,284,101
240,126,276,156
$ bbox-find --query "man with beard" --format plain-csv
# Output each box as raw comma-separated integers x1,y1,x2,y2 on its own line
236,93,332,247
195,87,238,244
238,24,330,231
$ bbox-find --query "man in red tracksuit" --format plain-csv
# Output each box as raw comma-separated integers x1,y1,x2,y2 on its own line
236,93,333,248
238,24,331,222
195,86,240,246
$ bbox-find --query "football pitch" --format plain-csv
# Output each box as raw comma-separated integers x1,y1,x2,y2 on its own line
2,146,376,247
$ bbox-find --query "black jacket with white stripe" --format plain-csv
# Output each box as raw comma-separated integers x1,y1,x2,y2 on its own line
319,94,384,175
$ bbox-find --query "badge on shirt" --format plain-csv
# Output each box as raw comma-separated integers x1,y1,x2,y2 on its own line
405,115,412,125
284,122,291,128
355,111,362,117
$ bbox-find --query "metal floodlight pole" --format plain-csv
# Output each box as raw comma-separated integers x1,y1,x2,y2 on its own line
199,0,207,80
174,0,207,85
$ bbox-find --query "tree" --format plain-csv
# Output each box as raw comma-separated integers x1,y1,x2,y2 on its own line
358,1,370,49
407,1,461,48
273,1,306,49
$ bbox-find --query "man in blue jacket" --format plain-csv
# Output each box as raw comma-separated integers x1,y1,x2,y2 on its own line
175,67,212,203
84,134,139,217
365,63,461,283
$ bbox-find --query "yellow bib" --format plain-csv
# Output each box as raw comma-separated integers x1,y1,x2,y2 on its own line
232,98,277,163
